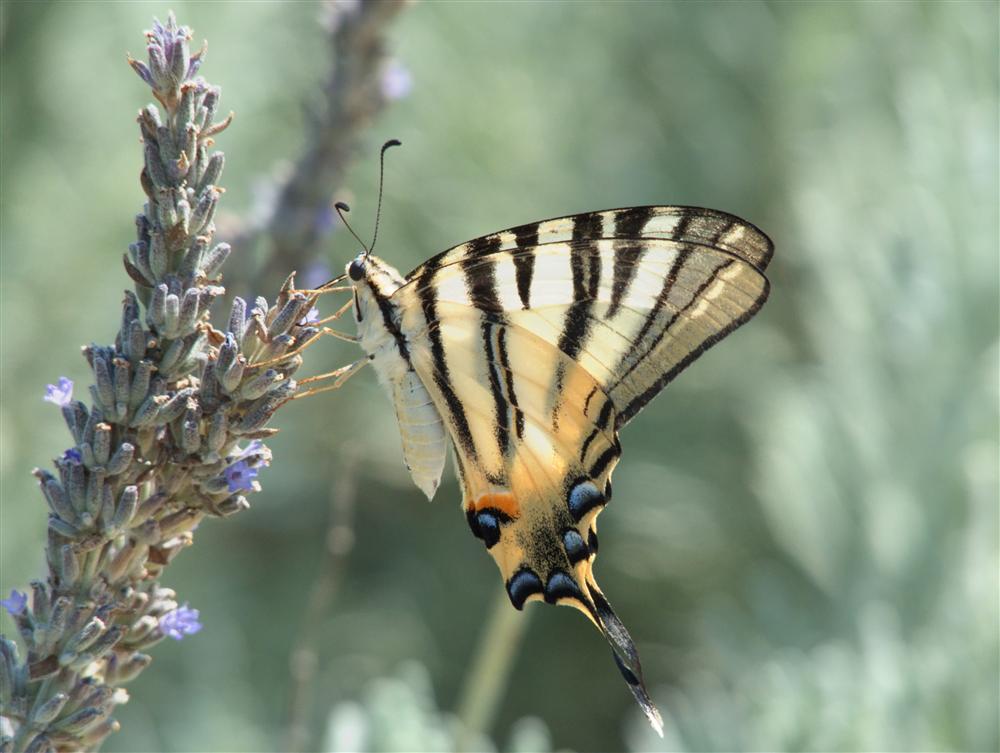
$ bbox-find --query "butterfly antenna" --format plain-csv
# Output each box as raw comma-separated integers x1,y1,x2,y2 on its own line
367,138,401,258
334,201,370,255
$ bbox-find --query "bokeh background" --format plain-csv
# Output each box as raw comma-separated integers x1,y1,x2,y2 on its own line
1,2,997,752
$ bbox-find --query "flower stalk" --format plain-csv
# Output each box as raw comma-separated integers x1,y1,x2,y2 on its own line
0,15,321,752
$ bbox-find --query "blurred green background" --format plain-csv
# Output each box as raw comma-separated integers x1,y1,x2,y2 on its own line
1,2,997,752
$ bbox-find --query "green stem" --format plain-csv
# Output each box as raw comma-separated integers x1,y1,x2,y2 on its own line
454,590,532,752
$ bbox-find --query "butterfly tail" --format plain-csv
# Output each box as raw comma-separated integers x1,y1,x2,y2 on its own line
589,581,664,737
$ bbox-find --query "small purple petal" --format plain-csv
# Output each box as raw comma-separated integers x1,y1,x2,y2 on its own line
159,604,202,640
1,590,27,616
223,460,259,492
299,307,320,326
381,59,412,101
44,377,74,407
62,448,82,464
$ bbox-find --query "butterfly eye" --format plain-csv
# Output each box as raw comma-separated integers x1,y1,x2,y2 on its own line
348,259,365,281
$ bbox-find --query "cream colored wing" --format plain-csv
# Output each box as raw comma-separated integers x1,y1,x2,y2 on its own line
389,205,772,734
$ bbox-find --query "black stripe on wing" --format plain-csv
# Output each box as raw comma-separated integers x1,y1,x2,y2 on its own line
416,257,479,460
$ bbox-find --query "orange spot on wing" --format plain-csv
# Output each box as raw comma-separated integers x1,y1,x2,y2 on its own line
474,491,521,519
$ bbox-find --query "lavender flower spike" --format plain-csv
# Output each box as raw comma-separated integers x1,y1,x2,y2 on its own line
159,604,202,640
43,376,74,406
1,589,27,616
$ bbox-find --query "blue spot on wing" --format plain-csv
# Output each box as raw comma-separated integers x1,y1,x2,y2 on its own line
567,479,604,522
506,568,543,609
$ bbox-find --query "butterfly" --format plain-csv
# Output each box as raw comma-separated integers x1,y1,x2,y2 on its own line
311,146,773,734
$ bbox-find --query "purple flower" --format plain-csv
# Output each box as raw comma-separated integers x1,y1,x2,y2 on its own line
1,589,27,616
381,59,412,101
223,459,259,492
62,448,83,464
159,603,202,640
299,307,320,326
43,377,74,406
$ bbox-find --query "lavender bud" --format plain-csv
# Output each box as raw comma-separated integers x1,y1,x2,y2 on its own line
159,508,202,538
221,355,245,394
78,442,97,469
198,152,225,195
170,31,189,84
106,442,135,476
59,544,80,584
53,706,103,735
163,293,180,337
175,196,191,233
93,424,112,466
30,582,50,622
180,236,208,278
108,652,151,684
143,141,169,190
35,470,74,522
134,239,154,282
132,492,167,527
149,284,168,329
156,387,196,425
127,615,159,644
180,404,201,454
62,618,106,662
149,234,169,281
201,242,230,278
62,400,88,444
31,691,69,725
85,469,106,520
200,362,219,409
178,288,200,334
125,319,147,364
178,85,197,134
67,463,86,511
217,494,250,517
239,369,282,401
267,295,306,338
48,515,80,539
206,412,228,452
228,296,247,344
190,187,219,235
48,596,71,638
111,486,139,531
183,124,198,175
79,720,122,748
203,86,219,124
99,483,115,531
130,393,165,428
93,354,115,411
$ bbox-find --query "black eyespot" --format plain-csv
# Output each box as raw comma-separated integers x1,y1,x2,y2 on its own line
348,259,365,281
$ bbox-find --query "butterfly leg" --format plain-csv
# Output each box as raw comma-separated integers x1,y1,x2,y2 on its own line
293,356,370,399
250,321,357,370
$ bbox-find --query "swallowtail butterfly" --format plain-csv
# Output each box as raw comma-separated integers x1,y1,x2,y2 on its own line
320,144,773,733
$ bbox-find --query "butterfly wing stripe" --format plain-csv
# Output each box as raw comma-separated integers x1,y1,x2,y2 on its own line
416,256,479,461
618,269,770,425
483,320,511,457
497,326,526,439
607,240,645,319
512,225,538,309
